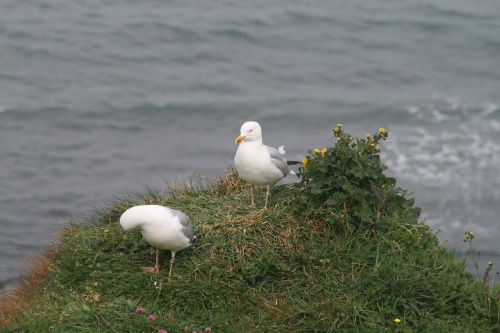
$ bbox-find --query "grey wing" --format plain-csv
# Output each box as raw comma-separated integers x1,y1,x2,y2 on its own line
172,209,195,242
265,145,290,177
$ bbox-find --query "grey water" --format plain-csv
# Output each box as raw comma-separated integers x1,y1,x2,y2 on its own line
1,0,500,290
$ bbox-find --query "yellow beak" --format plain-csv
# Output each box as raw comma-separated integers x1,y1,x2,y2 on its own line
235,135,245,144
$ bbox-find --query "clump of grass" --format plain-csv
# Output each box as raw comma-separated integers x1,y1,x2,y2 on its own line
463,230,500,328
0,248,56,327
1,128,500,332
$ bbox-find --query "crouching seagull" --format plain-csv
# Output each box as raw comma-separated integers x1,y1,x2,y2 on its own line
120,205,194,281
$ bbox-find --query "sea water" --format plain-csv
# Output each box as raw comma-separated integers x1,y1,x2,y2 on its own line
1,0,500,289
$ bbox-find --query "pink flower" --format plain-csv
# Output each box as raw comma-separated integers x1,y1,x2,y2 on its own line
135,307,145,315
157,330,168,333
205,326,212,333
147,314,156,321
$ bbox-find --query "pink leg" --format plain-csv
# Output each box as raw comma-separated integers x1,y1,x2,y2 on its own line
264,185,270,209
142,248,160,273
168,251,176,282
250,185,256,208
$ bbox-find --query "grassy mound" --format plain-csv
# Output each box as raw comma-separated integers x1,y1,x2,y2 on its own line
0,172,498,332
1,126,499,332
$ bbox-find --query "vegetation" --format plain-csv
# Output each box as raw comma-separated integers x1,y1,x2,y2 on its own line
1,126,499,332
297,125,419,231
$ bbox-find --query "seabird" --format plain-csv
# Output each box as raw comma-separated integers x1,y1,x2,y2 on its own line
234,121,296,208
120,205,194,281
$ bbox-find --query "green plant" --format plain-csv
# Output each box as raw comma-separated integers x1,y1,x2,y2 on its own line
296,124,420,231
1,172,499,332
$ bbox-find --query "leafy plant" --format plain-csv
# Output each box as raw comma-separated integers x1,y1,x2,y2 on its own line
296,124,421,230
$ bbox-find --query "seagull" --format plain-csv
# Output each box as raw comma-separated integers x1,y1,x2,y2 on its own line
119,205,194,281
234,121,297,208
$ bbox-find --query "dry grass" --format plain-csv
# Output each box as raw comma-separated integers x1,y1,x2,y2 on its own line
0,246,57,327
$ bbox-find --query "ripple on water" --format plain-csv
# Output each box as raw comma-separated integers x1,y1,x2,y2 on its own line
1,0,500,288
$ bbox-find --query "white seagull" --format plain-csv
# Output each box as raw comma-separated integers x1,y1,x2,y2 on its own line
120,205,194,281
234,121,296,208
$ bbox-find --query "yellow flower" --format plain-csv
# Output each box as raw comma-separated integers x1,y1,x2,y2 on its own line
379,127,386,134
333,126,341,133
321,147,328,156
302,157,309,166
488,261,493,267
365,132,372,139
393,318,401,324
374,145,380,152
370,143,376,147
314,148,321,154
464,231,474,241
348,136,353,141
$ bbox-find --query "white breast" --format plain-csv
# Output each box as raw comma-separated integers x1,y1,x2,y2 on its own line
234,142,284,185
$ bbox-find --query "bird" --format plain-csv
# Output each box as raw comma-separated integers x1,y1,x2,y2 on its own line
119,205,194,281
234,121,297,208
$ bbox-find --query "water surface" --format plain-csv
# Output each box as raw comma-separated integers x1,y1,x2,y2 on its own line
1,0,500,288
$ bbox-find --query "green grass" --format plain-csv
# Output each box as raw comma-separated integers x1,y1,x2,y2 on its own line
1,172,499,332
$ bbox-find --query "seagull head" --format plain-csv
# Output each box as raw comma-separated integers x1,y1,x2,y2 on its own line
235,121,262,144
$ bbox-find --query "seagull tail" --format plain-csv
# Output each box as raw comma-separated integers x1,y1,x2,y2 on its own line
286,160,303,165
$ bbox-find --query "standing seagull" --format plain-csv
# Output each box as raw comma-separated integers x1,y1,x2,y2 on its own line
120,205,194,281
234,121,295,208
